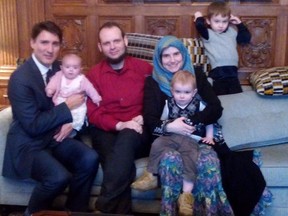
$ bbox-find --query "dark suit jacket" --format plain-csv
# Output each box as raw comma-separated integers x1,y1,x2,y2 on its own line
2,57,73,179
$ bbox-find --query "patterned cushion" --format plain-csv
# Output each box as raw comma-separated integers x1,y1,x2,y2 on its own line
126,33,210,73
180,38,210,74
249,66,288,96
126,33,163,63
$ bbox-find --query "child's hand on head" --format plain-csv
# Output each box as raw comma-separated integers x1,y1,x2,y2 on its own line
230,14,242,25
194,11,203,21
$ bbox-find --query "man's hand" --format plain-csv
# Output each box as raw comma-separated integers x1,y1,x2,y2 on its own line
132,115,144,125
53,123,73,142
116,120,143,134
65,93,85,110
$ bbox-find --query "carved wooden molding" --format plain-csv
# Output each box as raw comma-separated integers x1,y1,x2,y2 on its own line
53,0,87,3
57,19,85,54
145,17,178,36
99,17,135,33
53,17,90,69
102,0,132,2
240,18,274,68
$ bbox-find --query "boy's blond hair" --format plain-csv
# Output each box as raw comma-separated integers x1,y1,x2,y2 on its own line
171,70,197,90
207,1,231,19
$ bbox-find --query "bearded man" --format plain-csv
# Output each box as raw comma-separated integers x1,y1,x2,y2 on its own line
86,22,153,214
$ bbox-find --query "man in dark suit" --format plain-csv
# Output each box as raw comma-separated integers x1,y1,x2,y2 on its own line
2,21,99,215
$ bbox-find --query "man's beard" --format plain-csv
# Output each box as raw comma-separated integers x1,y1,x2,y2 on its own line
107,50,127,65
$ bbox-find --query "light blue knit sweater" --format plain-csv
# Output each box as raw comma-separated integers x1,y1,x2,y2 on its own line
202,27,239,70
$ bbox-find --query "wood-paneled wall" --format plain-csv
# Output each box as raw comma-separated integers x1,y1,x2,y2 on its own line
0,0,288,108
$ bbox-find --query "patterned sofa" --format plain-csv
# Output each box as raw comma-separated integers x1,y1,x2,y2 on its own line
0,33,288,215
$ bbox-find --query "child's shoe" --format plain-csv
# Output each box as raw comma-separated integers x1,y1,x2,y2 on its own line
177,192,194,216
131,170,157,191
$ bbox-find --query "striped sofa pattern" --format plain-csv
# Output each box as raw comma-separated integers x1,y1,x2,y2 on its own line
126,33,210,74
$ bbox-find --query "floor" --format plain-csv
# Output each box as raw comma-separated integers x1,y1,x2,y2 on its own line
0,205,158,216
0,205,26,216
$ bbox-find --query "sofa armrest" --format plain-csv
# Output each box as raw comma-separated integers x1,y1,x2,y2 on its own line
0,107,12,174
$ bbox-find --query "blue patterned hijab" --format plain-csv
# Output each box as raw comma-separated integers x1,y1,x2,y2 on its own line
152,35,195,97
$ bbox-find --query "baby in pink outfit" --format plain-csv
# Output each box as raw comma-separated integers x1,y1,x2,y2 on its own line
46,53,102,135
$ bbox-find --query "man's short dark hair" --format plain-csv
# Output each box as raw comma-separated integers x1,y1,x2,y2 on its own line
98,21,125,40
31,21,63,43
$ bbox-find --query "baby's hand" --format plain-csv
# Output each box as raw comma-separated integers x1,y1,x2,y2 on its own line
230,14,242,25
46,89,54,97
201,137,215,145
194,11,203,21
96,96,102,106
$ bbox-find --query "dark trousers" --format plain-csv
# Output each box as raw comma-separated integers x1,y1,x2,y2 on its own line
90,126,150,214
212,141,266,216
209,66,243,96
212,78,243,96
28,138,99,214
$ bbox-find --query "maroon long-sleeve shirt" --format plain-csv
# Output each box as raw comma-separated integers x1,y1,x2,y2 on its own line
86,56,152,131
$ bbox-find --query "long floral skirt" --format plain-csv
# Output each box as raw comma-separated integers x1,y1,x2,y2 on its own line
158,145,272,216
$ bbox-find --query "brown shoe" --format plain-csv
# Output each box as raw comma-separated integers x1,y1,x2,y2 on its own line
178,192,194,216
131,170,157,191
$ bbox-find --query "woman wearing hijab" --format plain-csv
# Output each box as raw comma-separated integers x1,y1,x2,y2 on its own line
133,36,272,215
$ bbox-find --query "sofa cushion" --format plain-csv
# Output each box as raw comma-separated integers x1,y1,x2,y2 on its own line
126,33,210,73
257,144,288,212
249,66,288,96
218,90,288,150
259,144,288,187
0,107,12,173
181,38,210,73
126,33,163,63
